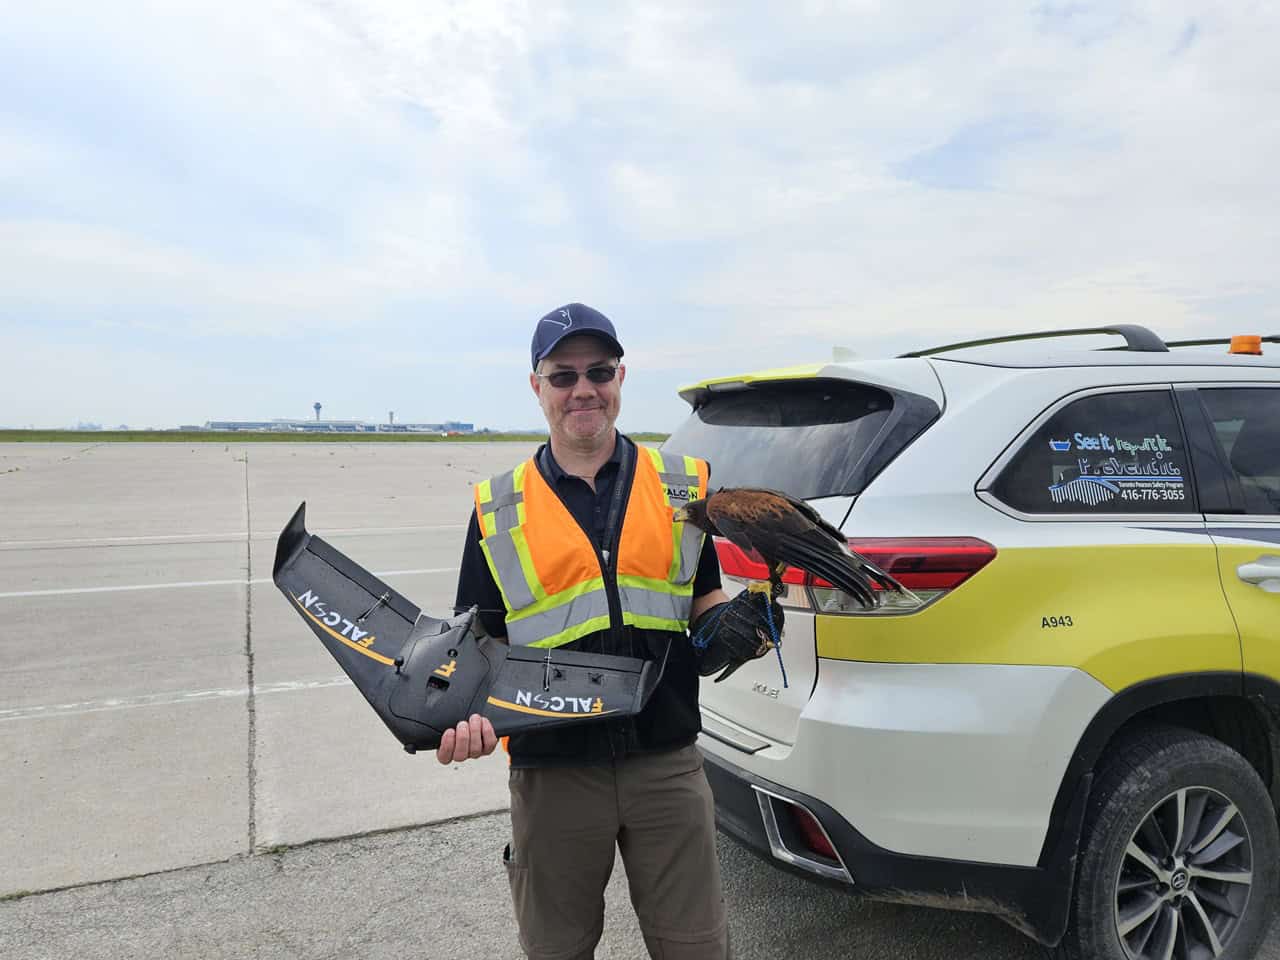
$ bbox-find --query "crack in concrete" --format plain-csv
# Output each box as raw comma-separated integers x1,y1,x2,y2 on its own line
243,450,258,854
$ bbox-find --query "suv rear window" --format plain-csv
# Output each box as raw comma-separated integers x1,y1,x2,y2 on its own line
991,389,1196,514
662,379,935,500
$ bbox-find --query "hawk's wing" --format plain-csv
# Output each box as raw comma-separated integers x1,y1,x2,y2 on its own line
706,488,898,608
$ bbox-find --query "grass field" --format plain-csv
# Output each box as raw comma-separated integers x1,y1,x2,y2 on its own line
0,430,670,443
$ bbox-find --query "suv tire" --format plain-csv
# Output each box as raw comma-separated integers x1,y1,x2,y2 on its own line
1059,724,1279,960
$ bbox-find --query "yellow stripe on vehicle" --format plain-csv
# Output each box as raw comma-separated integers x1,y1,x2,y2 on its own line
815,543,1242,692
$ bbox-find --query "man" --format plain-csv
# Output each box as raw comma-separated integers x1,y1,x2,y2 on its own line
441,303,780,960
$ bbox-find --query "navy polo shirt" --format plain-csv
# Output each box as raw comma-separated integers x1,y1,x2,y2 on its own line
454,433,721,637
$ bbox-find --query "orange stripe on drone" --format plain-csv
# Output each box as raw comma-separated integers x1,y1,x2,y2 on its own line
485,696,616,720
291,593,395,666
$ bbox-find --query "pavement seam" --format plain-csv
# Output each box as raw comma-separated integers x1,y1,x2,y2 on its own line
243,450,258,854
0,523,466,551
0,808,513,902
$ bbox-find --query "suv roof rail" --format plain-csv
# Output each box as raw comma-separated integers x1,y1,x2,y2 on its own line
898,324,1169,358
1160,335,1280,349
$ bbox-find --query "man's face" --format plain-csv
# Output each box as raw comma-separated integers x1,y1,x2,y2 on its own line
530,335,625,448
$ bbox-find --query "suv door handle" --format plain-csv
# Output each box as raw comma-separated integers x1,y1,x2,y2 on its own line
1237,555,1280,593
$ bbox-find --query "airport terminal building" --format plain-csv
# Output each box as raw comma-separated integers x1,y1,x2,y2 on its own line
196,419,474,434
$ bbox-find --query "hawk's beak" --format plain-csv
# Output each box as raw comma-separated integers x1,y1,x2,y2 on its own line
672,506,690,523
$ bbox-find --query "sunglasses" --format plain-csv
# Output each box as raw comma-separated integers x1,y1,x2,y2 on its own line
537,365,619,389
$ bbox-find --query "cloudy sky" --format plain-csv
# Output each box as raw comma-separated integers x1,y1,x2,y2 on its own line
2,1,1277,431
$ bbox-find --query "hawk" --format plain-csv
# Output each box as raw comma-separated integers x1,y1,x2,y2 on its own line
673,487,901,608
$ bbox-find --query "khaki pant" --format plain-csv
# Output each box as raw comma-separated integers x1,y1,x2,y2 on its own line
503,744,729,960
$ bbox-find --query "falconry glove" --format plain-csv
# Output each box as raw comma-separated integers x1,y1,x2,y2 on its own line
689,588,785,683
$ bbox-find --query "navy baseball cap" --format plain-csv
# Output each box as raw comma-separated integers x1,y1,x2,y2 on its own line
531,303,624,370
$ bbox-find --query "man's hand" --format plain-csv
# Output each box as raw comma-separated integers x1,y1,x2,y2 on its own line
435,713,499,765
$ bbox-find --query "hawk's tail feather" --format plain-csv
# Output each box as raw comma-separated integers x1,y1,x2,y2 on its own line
774,532,881,608
854,557,901,593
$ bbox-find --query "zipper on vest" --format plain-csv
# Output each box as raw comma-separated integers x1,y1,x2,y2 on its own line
598,441,633,650
598,447,633,761
534,439,633,645
536,439,636,761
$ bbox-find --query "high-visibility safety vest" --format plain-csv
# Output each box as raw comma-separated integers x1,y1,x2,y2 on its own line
474,445,709,649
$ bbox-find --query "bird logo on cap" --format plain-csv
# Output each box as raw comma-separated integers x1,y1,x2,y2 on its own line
542,307,573,330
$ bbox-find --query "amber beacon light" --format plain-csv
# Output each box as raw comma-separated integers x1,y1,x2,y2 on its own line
1229,334,1263,355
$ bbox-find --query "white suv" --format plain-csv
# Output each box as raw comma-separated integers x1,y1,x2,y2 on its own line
663,326,1280,959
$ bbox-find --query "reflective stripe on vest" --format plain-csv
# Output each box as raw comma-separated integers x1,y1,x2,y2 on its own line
474,445,709,648
645,447,707,586
475,461,527,538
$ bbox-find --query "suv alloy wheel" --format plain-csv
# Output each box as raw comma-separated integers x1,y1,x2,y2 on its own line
1060,725,1279,959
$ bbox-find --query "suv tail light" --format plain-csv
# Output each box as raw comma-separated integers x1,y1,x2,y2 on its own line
715,537,996,615
714,540,815,610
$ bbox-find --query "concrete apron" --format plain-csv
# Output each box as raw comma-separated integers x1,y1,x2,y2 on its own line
0,441,530,896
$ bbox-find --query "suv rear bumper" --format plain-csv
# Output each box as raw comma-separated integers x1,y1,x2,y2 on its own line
701,746,1088,947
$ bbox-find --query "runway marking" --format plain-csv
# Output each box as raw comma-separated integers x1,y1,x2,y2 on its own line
0,567,456,599
0,524,467,550
0,677,354,722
